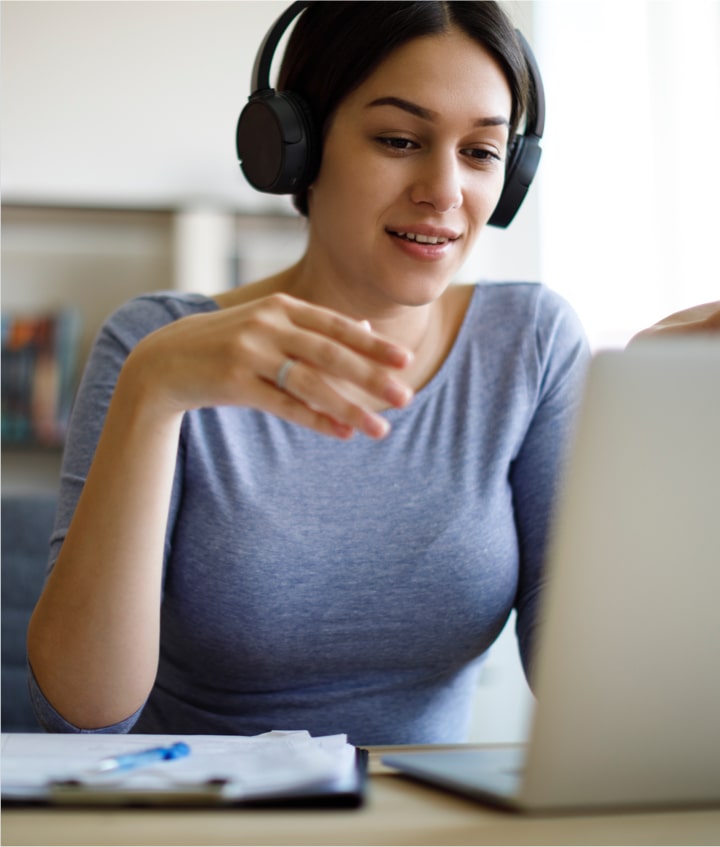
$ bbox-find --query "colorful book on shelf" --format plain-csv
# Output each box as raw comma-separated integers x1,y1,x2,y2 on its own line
1,309,81,447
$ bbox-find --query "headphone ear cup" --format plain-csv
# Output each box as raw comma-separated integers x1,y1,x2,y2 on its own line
236,90,318,194
488,134,542,228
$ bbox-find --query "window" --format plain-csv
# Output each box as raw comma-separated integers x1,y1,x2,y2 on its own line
535,0,720,348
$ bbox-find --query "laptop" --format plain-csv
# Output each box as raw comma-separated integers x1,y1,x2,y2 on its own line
384,339,720,813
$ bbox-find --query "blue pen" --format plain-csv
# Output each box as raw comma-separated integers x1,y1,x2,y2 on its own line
96,741,191,774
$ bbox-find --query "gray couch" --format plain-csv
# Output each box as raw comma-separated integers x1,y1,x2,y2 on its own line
1,492,57,732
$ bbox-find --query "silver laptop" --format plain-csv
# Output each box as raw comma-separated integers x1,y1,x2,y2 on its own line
384,339,720,813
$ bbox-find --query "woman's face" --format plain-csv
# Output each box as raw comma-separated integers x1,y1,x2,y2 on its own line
305,26,513,312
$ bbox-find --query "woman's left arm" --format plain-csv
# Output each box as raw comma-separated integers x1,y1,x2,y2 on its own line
510,290,591,687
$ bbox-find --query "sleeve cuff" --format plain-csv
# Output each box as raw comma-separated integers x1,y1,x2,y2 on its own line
27,662,143,734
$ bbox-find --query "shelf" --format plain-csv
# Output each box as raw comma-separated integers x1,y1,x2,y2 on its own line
0,203,308,493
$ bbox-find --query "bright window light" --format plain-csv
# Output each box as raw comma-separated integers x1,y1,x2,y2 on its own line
535,0,720,349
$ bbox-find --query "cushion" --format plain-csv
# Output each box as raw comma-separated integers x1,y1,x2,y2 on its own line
1,493,57,731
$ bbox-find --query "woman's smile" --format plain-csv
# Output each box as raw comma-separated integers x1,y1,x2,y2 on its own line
386,226,460,261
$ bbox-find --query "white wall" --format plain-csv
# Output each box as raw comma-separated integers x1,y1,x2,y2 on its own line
1,1,288,211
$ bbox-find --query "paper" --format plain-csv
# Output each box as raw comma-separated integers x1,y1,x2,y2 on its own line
1,731,358,803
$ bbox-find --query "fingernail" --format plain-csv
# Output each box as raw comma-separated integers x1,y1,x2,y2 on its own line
389,346,413,367
359,319,372,332
366,413,390,439
385,381,412,407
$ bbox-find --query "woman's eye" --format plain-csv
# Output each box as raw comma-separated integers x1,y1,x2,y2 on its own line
377,136,418,152
464,147,502,163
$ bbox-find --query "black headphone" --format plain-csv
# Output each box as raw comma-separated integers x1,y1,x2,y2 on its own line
236,1,545,228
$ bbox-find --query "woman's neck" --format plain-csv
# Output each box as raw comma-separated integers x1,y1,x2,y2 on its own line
280,257,438,360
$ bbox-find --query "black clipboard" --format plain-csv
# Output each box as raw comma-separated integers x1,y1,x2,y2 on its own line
7,748,368,810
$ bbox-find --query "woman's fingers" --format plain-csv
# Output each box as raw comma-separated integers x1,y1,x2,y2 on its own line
252,378,358,439
276,293,413,368
263,296,414,409
269,358,391,439
278,335,413,409
133,292,415,440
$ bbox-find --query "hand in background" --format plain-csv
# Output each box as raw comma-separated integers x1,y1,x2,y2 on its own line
630,300,720,344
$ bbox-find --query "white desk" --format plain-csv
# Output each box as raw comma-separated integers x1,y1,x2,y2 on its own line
3,746,719,846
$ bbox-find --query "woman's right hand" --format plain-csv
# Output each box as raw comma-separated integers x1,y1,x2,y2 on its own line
125,292,415,440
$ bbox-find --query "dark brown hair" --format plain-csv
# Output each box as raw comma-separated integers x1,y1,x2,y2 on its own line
278,1,530,216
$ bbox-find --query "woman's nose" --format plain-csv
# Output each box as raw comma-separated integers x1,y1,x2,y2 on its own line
409,152,463,213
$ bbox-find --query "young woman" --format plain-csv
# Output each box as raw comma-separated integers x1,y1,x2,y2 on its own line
28,1,591,745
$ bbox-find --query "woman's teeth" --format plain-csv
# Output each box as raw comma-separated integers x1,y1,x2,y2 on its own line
394,232,449,245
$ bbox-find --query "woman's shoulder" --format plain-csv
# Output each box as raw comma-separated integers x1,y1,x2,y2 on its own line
468,280,575,319
455,282,589,382
466,281,586,344
100,291,219,342
110,290,219,323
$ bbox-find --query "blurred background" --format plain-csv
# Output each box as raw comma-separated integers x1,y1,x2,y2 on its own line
3,0,719,743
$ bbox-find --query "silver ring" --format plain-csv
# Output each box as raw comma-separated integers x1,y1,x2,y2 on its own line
275,358,296,392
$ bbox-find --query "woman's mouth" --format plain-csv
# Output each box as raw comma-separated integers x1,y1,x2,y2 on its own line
391,231,450,245
386,228,459,260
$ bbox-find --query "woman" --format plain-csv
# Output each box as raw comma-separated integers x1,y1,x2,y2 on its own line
28,1,590,744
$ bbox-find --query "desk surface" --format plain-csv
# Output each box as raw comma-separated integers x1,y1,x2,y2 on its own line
3,746,720,847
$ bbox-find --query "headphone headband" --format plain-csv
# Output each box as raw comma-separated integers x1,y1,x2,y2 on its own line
237,1,545,227
250,1,310,93
516,30,545,140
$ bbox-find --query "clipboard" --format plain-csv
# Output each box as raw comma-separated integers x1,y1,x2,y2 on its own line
46,748,368,808
2,732,368,809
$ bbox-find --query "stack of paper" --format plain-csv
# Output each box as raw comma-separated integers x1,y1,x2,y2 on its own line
1,730,363,806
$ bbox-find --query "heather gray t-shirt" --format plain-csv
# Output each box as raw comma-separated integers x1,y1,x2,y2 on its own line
31,282,590,745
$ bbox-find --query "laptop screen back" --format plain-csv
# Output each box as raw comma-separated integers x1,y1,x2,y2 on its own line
522,340,720,809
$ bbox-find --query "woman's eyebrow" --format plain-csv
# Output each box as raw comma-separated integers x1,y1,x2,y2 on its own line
365,96,509,128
